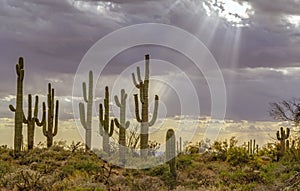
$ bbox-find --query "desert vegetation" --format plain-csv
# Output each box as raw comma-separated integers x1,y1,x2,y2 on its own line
2,55,300,190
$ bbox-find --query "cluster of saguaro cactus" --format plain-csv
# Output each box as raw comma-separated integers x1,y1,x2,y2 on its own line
9,57,25,152
79,70,93,150
277,127,290,155
99,86,114,154
247,139,258,155
114,89,130,165
43,83,59,148
10,58,60,151
23,95,46,150
132,54,159,158
166,129,176,188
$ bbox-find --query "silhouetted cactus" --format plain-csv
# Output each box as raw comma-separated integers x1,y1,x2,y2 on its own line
9,57,25,152
23,95,46,150
176,136,183,154
277,127,290,155
114,89,130,165
99,86,114,154
247,139,258,155
166,129,176,189
286,139,291,151
43,83,59,148
132,54,159,158
79,70,93,150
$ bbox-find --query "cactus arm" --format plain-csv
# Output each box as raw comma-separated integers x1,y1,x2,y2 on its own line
79,103,87,129
286,128,290,138
109,119,114,136
23,111,28,124
23,94,32,124
82,82,88,103
99,104,104,136
134,94,142,122
122,89,127,100
27,94,32,119
281,127,284,139
136,66,142,83
16,64,20,76
114,118,121,129
132,73,140,88
36,102,46,127
149,95,159,127
9,105,16,112
53,100,59,136
42,123,47,137
276,130,281,140
114,118,129,129
114,95,121,107
99,103,104,126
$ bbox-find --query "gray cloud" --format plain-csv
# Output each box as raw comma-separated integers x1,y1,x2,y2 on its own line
1,0,300,121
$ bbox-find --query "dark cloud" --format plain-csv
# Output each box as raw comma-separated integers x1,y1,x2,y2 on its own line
1,0,300,121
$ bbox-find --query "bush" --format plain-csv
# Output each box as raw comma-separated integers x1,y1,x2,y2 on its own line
226,146,249,166
176,154,193,170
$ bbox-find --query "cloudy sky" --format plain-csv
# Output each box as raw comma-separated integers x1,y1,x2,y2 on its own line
1,0,300,127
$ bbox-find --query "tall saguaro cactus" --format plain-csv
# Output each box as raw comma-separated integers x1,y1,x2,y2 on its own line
9,57,25,152
99,86,114,154
166,129,176,189
43,83,59,148
277,127,290,156
79,71,93,150
132,54,159,158
114,89,130,165
23,95,46,150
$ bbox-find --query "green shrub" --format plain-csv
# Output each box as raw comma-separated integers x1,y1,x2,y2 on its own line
176,154,192,170
145,165,169,176
226,146,249,166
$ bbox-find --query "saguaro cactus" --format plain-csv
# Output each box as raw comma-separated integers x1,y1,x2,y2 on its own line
132,54,159,158
99,86,114,154
176,137,183,154
43,83,59,148
79,71,93,150
277,127,290,155
23,95,46,150
166,129,176,189
9,57,25,152
114,89,130,165
247,139,258,155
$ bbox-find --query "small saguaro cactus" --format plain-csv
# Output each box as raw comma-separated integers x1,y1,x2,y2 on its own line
176,137,183,154
132,54,159,158
166,129,176,189
23,94,46,150
79,70,93,150
43,83,59,148
99,86,114,154
277,127,290,155
286,140,290,151
247,139,258,155
9,57,25,152
114,89,130,165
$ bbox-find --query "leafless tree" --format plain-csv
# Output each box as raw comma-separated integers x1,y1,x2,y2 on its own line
269,99,300,126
